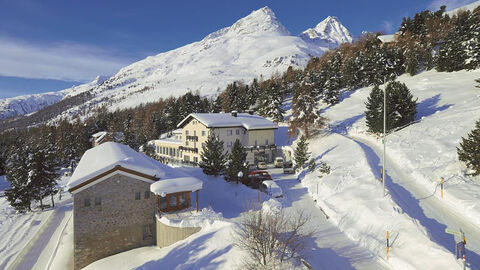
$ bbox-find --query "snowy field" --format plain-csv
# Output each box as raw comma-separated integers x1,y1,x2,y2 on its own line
0,173,73,270
305,69,480,269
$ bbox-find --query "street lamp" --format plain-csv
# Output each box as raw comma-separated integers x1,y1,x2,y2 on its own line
383,84,387,197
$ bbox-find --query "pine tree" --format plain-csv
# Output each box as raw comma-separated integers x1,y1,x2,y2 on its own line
457,119,480,176
290,78,324,138
5,142,33,212
294,135,310,170
225,139,247,182
247,79,259,108
365,85,385,133
437,11,471,72
365,82,417,134
257,79,285,122
200,133,227,176
121,113,137,149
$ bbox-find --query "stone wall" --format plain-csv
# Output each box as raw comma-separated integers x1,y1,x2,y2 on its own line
156,217,201,248
73,173,157,269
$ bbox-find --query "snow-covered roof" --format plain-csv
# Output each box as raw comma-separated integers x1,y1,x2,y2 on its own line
172,128,183,134
67,142,188,192
177,113,278,130
150,177,203,197
92,131,107,143
155,137,182,145
377,34,396,43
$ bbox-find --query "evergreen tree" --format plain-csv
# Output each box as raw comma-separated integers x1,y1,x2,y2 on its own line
121,113,137,149
257,79,285,122
437,11,471,72
457,119,480,176
365,85,385,133
200,133,227,176
247,79,259,108
142,143,156,159
290,78,324,138
294,135,310,170
365,82,417,133
5,142,33,212
225,139,247,182
212,95,223,113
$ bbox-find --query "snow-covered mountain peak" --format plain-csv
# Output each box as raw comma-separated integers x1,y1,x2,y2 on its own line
203,6,289,41
300,16,353,49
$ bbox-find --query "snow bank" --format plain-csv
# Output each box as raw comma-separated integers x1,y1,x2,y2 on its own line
262,198,282,214
158,207,223,228
325,69,480,229
301,132,461,269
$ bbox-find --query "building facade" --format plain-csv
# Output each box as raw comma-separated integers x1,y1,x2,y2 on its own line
154,112,278,165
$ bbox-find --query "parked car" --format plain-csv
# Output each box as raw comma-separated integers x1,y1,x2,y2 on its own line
283,161,295,174
260,180,283,198
274,157,284,168
245,170,272,188
257,161,268,170
247,163,257,172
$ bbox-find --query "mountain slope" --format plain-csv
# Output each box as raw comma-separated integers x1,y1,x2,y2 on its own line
0,76,107,120
0,6,352,123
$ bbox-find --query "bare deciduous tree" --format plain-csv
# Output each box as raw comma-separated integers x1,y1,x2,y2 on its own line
234,206,314,270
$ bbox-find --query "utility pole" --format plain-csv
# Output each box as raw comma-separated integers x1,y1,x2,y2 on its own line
383,86,387,197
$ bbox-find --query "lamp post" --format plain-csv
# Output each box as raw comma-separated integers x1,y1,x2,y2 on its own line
383,84,387,197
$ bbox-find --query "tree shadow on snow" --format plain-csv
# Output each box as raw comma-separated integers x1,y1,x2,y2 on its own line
329,114,365,135
416,94,453,120
137,231,232,270
353,139,480,266
303,235,356,270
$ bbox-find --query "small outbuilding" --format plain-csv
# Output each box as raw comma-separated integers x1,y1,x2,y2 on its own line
68,142,202,270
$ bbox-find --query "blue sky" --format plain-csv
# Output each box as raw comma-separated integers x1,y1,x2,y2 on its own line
0,0,476,98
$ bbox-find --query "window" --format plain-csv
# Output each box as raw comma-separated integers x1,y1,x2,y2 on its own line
95,197,101,206
143,224,153,240
265,139,269,145
168,194,177,208
201,131,206,137
186,130,189,136
236,129,240,135
194,157,198,163
84,198,91,207
156,146,159,153
186,141,189,146
185,155,190,162
227,130,232,136
145,191,150,199
227,141,233,148
194,130,196,136
159,196,167,211
135,192,141,200
202,143,206,148
255,140,258,146
178,193,187,208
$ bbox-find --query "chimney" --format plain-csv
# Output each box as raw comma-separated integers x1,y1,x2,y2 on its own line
231,110,238,117
248,110,254,115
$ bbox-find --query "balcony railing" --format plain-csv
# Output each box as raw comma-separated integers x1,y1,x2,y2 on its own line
245,144,277,152
186,135,198,141
179,146,198,153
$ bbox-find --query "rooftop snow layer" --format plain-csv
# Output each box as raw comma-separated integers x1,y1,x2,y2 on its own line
150,177,203,197
178,113,278,130
67,142,185,191
377,34,396,43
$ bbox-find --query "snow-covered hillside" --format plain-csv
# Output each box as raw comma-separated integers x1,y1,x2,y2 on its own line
0,6,352,122
0,76,108,120
447,0,480,16
300,16,353,49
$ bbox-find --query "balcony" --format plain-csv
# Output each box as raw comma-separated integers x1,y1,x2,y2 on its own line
179,146,198,153
245,144,277,152
186,135,198,142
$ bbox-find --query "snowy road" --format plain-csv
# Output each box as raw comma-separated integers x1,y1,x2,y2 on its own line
349,135,480,269
7,200,73,270
269,167,390,270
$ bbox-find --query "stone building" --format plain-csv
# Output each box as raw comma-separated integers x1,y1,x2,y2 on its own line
154,111,279,165
68,142,202,269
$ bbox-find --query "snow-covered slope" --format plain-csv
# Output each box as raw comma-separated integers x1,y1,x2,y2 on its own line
300,16,353,49
0,76,107,120
1,7,352,122
447,0,480,16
